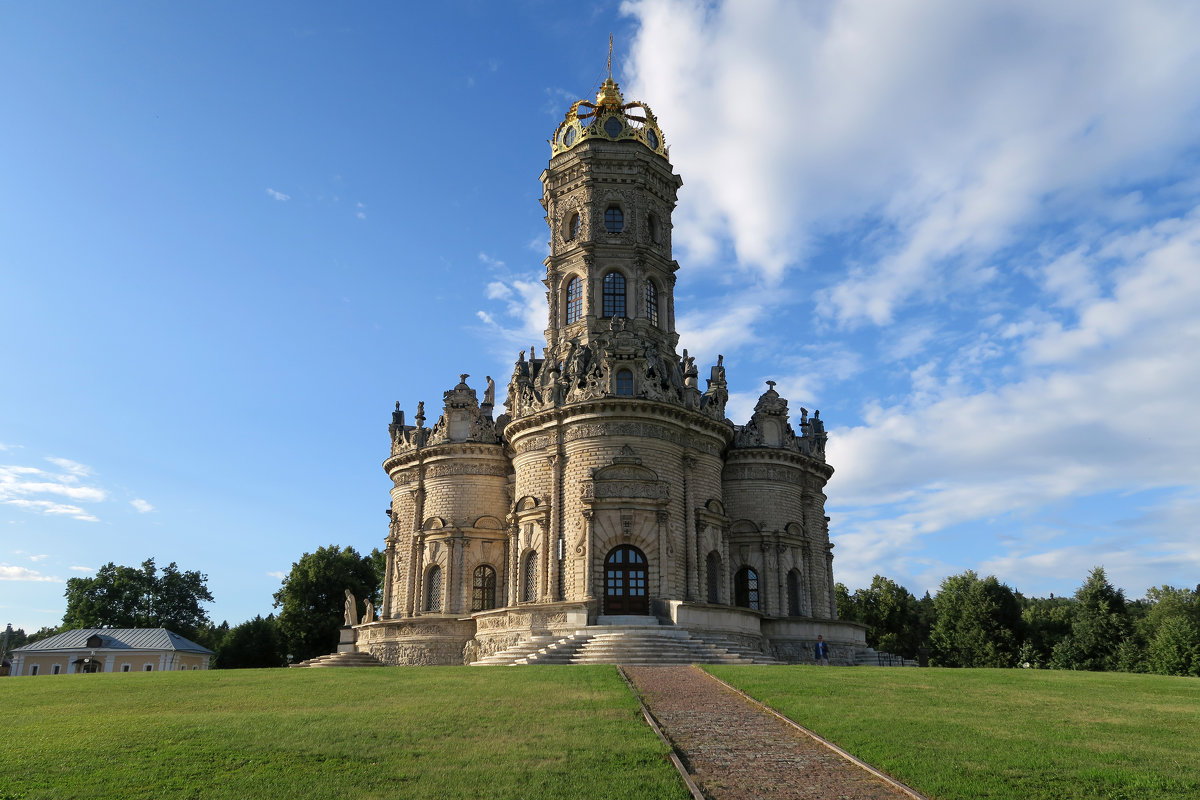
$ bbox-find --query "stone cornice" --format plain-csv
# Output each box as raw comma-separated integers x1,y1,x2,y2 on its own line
503,397,733,446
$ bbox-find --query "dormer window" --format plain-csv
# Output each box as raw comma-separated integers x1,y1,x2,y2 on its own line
604,206,624,234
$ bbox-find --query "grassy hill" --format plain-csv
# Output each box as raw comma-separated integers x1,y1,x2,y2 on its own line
708,665,1200,800
5,665,1198,800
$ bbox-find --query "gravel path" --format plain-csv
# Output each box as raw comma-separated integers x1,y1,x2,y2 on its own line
624,665,921,800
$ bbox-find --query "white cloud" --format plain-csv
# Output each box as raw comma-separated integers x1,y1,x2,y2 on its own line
623,0,1200,326
266,570,286,579
130,498,155,513
0,456,110,521
266,188,290,201
69,566,95,572
826,208,1200,592
0,564,62,582
28,554,48,562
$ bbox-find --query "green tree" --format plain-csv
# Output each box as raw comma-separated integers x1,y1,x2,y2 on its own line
215,615,286,669
61,558,213,639
848,576,925,658
1135,585,1200,676
1050,567,1130,671
1019,593,1075,666
929,571,1021,667
273,545,381,663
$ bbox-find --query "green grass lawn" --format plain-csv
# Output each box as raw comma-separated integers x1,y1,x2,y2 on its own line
706,665,1200,800
2,666,688,800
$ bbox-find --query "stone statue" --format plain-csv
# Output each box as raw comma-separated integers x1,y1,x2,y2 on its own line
361,599,374,625
343,589,357,627
483,375,495,407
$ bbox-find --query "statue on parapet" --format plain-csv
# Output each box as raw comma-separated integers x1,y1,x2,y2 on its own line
343,589,357,627
361,599,375,625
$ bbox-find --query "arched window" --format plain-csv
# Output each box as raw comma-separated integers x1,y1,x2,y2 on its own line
565,276,582,324
604,206,624,233
734,567,760,611
522,551,538,602
567,212,581,241
706,550,722,604
602,272,626,318
615,369,633,396
648,213,661,243
645,280,659,327
472,564,498,612
787,569,803,616
425,565,443,612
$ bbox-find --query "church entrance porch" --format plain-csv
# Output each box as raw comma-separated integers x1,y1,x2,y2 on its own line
603,545,649,615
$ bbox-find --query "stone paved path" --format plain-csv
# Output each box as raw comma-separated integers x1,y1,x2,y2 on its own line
624,666,921,800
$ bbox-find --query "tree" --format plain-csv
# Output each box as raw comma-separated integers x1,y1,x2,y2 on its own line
839,576,925,659
1019,593,1075,667
1050,567,1130,671
61,558,213,639
215,615,286,669
929,571,1022,667
273,545,382,663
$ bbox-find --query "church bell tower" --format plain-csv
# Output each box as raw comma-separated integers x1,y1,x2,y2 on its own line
541,75,682,356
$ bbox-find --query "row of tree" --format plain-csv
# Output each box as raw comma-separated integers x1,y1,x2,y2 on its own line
836,567,1200,676
5,546,383,670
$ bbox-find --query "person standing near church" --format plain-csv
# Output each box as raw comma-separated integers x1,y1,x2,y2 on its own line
814,635,830,666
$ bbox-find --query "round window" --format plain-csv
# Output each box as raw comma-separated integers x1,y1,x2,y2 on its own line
646,128,659,150
564,126,577,147
604,116,623,138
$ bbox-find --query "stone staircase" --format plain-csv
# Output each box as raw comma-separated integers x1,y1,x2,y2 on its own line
472,623,780,667
291,651,384,668
852,647,917,667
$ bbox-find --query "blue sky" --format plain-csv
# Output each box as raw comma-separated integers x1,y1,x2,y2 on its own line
4,1,1199,632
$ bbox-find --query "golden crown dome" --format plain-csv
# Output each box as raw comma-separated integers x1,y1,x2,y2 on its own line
550,75,668,159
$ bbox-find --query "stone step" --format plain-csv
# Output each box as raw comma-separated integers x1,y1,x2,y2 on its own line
292,651,384,668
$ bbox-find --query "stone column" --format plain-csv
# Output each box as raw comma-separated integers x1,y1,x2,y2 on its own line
548,454,562,601
760,542,775,615
720,526,732,605
582,510,595,599
656,510,670,597
506,524,519,606
682,454,697,601
412,535,425,616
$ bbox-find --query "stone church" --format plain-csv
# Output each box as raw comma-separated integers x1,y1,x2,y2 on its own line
353,75,867,665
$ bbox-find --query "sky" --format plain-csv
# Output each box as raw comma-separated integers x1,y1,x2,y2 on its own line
3,0,1199,633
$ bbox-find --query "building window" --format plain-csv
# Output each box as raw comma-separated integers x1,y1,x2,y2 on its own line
144,664,153,671
426,565,443,612
472,564,498,612
567,212,581,241
734,567,760,611
602,272,626,318
52,664,61,675
706,551,722,604
522,551,538,602
565,276,582,324
615,369,634,396
648,213,661,243
605,206,624,233
645,280,659,327
30,665,39,676
122,664,131,672
788,569,803,616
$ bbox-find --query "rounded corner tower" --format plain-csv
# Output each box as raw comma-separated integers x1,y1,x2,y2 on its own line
356,72,867,667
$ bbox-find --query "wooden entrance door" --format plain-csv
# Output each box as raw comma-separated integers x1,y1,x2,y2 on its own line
604,545,648,615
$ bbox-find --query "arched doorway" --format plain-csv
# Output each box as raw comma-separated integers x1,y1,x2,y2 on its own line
604,545,648,615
